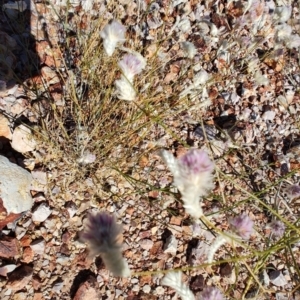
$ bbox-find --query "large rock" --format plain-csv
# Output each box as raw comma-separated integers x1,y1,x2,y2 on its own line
11,125,36,153
0,155,33,215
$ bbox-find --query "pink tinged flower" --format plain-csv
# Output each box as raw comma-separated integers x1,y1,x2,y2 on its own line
199,287,223,300
100,20,126,56
286,184,300,200
269,220,285,238
118,54,146,83
179,149,214,175
80,212,130,277
229,214,254,240
162,149,214,219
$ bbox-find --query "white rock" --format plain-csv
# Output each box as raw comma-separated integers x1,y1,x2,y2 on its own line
262,110,276,121
52,281,64,293
11,125,36,153
30,239,45,255
31,170,47,192
0,155,33,214
269,270,288,287
163,235,178,255
155,286,165,295
143,285,151,293
32,203,52,222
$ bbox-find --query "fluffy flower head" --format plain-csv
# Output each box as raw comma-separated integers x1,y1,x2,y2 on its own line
179,149,214,175
100,20,126,56
80,212,123,256
286,184,300,200
229,213,254,240
115,77,136,101
80,212,130,277
118,54,146,82
199,287,223,300
162,149,214,219
181,42,197,59
162,271,195,300
269,220,285,238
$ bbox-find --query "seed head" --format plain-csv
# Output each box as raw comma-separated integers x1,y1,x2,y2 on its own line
178,149,214,175
229,213,254,240
286,184,300,200
118,54,146,82
80,212,123,256
100,20,126,56
270,220,285,238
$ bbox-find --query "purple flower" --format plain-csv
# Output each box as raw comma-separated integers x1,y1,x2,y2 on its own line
118,54,146,82
285,184,300,200
270,220,285,238
80,212,123,256
80,212,130,277
162,149,215,219
199,287,223,300
229,213,254,240
179,149,214,175
100,20,126,56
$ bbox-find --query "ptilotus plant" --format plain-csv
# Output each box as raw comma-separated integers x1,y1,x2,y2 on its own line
162,149,215,219
162,271,224,300
80,212,130,277
115,52,146,101
100,20,126,56
207,213,254,263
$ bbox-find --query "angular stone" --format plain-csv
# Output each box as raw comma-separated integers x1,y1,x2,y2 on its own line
0,264,17,277
163,235,178,255
0,114,12,139
7,265,33,291
140,239,154,250
30,239,45,255
0,236,19,258
0,155,33,214
73,276,99,300
41,66,60,85
11,125,36,153
32,203,51,222
269,270,288,287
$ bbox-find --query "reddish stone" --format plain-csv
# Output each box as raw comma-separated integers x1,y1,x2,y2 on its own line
0,198,22,230
73,276,99,300
7,265,33,291
21,247,34,263
0,236,19,258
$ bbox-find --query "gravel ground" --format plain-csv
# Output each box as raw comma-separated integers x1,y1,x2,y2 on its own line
0,0,300,299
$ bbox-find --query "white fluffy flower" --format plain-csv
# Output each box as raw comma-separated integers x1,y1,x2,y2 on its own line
100,20,126,56
118,54,146,83
115,77,136,101
181,42,197,59
162,271,195,300
162,149,214,219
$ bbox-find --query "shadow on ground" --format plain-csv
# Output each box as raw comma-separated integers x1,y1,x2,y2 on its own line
0,0,40,90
